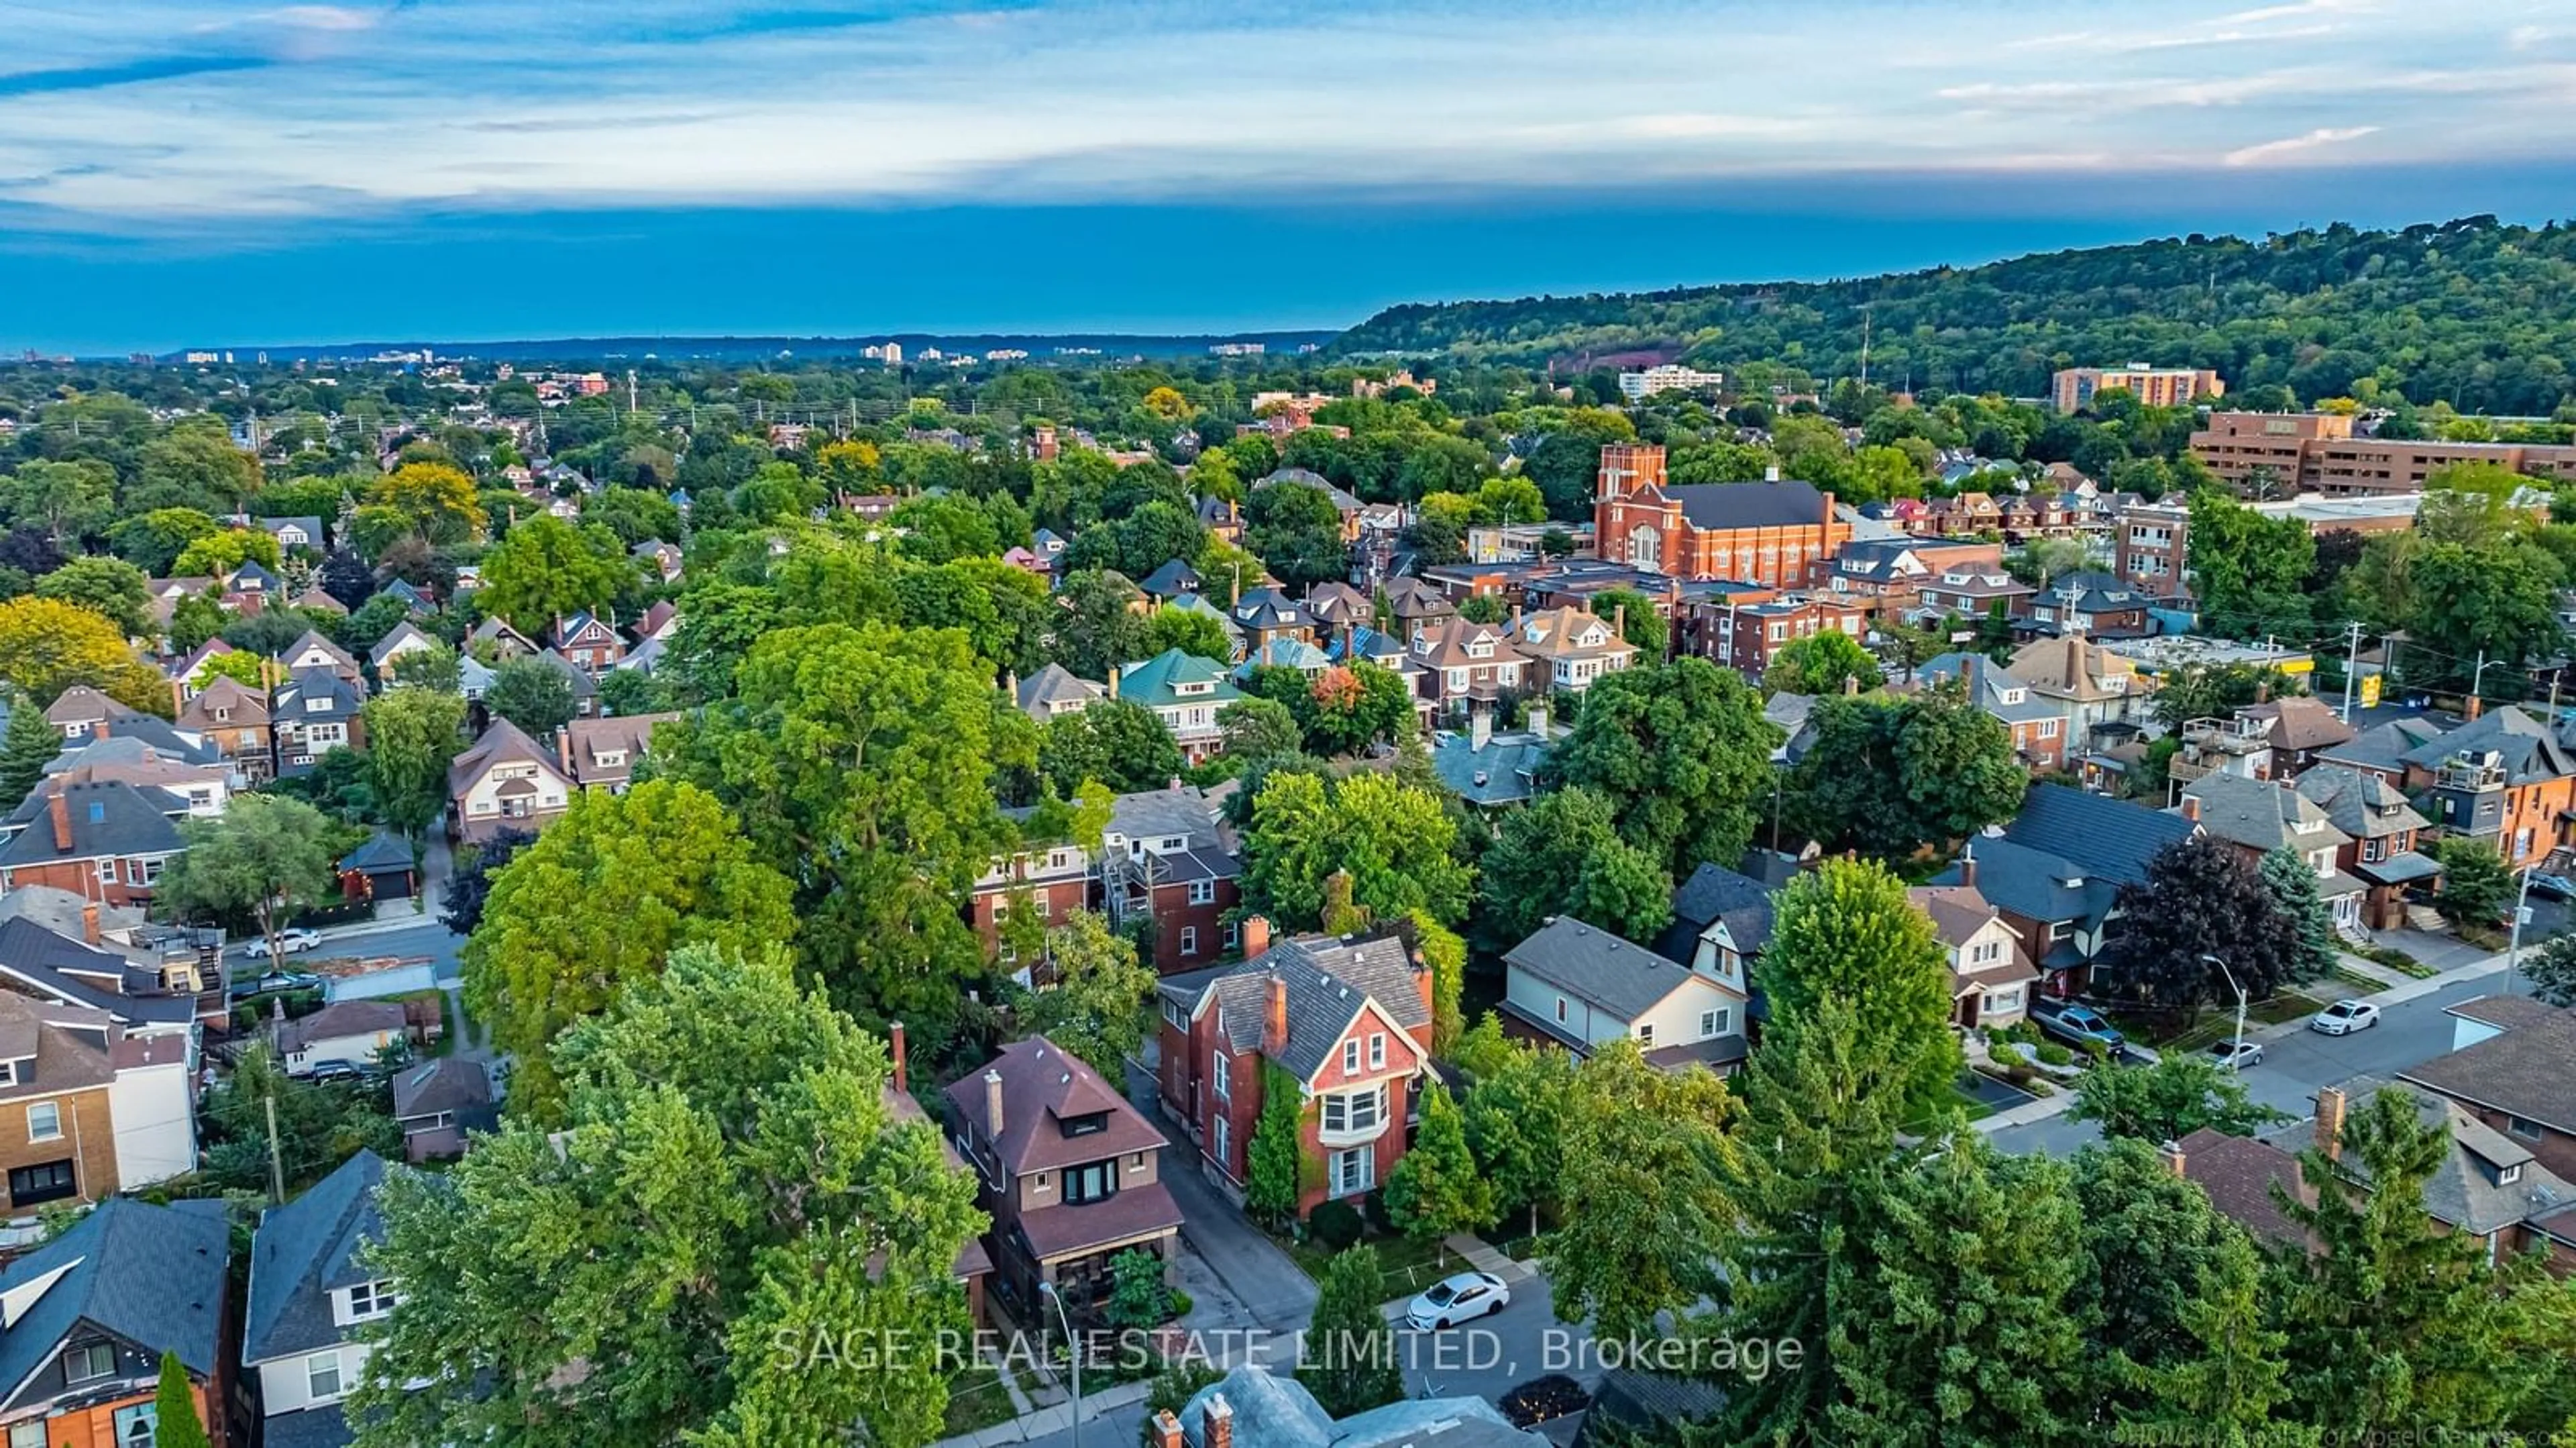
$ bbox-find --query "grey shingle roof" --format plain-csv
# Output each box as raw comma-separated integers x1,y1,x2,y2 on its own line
1158,934,1427,1082
2398,705,2573,785
2178,772,2350,855
392,1057,493,1121
0,917,196,1027
1016,663,1106,718
2399,1009,2576,1135
1430,733,1547,807
1666,479,1829,530
2294,765,2430,840
262,1403,355,1448
0,780,187,868
246,1150,390,1365
1137,558,1203,598
2267,1079,2575,1237
2003,782,2196,887
1656,864,1776,965
1933,837,2118,935
2318,717,2449,775
1505,917,1698,1023
0,1196,229,1391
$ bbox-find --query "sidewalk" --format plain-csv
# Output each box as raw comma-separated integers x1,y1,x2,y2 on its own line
1976,945,2517,1136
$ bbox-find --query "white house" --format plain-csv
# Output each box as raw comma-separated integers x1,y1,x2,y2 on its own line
1499,917,1749,1073
276,1000,407,1076
245,1151,405,1441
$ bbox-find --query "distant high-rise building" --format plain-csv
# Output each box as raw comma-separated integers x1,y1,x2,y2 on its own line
2051,365,2223,414
2190,411,2576,498
1618,364,1725,401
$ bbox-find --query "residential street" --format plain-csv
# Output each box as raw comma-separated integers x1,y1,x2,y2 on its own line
1988,952,2523,1157
225,917,466,985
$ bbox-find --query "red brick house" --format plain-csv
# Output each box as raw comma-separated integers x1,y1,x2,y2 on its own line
969,785,1243,974
1592,446,1850,586
0,783,189,908
1699,594,1870,674
1155,923,1434,1217
549,611,626,673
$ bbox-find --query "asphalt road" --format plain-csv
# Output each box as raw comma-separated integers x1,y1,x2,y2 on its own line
226,918,466,984
1988,960,2518,1157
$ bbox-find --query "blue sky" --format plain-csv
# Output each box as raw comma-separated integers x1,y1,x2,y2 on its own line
3,0,2573,352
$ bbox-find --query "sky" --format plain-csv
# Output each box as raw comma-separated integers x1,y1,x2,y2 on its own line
3,0,2575,352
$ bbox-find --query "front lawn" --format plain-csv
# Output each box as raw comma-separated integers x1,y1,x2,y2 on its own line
941,1361,1017,1437
1283,1226,1458,1302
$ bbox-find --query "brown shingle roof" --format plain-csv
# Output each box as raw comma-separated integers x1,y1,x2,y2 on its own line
944,1035,1167,1178
2178,1127,2313,1249
2398,1009,2576,1135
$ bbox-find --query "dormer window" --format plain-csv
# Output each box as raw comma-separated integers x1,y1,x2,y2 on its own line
1059,1111,1109,1138
346,1278,400,1320
2500,1163,2524,1186
1467,642,1493,660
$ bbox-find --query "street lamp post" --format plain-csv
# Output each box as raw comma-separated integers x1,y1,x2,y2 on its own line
2202,954,2247,1072
2506,864,2538,997
1040,1280,1079,1448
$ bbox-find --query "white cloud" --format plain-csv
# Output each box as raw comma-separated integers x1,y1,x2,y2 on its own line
2222,125,2381,166
0,0,2560,222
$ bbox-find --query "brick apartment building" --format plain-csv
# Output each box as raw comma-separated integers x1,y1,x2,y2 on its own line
1697,594,1870,675
968,784,1242,974
2051,365,2224,414
1155,924,1434,1217
2190,411,2576,497
2112,499,2192,600
1592,445,1851,586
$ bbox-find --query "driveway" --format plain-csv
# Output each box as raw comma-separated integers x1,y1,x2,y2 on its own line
1123,1062,1318,1331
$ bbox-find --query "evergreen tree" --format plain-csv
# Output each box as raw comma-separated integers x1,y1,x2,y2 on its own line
1384,1081,1495,1245
319,547,374,610
2269,1086,2576,1440
0,692,56,807
2259,843,2338,980
2522,931,2576,1007
1299,1247,1404,1418
152,1350,213,1448
1826,1131,2089,1447
1245,1062,1305,1227
1712,993,1903,1442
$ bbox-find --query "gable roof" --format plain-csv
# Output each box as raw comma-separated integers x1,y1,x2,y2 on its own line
1016,663,1107,718
42,686,134,728
2002,782,2196,886
2177,1127,2312,1249
2268,1079,2576,1237
0,917,195,1028
447,717,571,797
2399,705,2575,785
1656,864,1776,964
1118,649,1243,709
392,1056,492,1121
1136,558,1203,598
1663,478,1829,531
1933,837,2119,941
2241,695,2358,753
177,675,269,729
245,1150,390,1365
2294,764,2431,839
282,629,362,678
0,780,187,868
1919,653,2058,725
1505,917,1706,1024
2178,772,2351,855
0,1196,229,1392
2319,715,2450,775
941,1035,1167,1177
278,1000,405,1056
367,619,439,668
1157,933,1428,1082
2006,635,2141,703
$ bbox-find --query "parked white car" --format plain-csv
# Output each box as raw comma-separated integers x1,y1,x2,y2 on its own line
246,927,322,959
2310,1000,2381,1036
1404,1272,1509,1331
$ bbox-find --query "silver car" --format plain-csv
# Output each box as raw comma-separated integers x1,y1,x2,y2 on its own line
2310,1000,2381,1036
1403,1271,1509,1331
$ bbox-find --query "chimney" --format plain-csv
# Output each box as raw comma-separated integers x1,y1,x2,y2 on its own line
1005,668,1018,702
1205,1394,1234,1448
1613,603,1627,643
48,791,71,854
983,1068,1005,1142
2464,694,2483,722
1107,666,1120,701
1510,603,1523,632
1527,703,1548,738
556,726,574,776
1958,847,1978,890
1263,975,1289,1057
1241,914,1271,960
890,1022,908,1095
1470,709,1493,752
2316,1086,2346,1161
79,904,99,947
2180,794,2202,823
1152,1411,1185,1448
2160,1139,2187,1178
2255,679,2271,705
1764,463,1780,482
1843,672,1862,697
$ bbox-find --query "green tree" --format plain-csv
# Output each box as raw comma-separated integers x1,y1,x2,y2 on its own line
1140,604,1232,662
0,692,57,806
1762,630,1883,695
352,945,983,1448
2433,835,2514,927
1383,1080,1495,1245
1472,786,1673,950
661,621,1035,1036
171,527,282,580
1458,1030,1575,1236
2188,493,2315,638
152,794,344,962
1037,699,1185,796
1049,571,1150,680
109,507,221,575
1542,657,1780,879
386,642,464,694
1788,691,2023,860
477,515,635,633
137,427,262,513
1544,1040,1739,1345
1240,772,1471,929
1407,911,1467,1055
2522,931,2576,1006
1825,1132,2090,1447
1244,482,1348,588
2068,1053,2282,1141
1016,910,1157,1080
2260,843,2338,981
1105,1248,1173,1332
31,556,151,637
461,780,798,1121
1755,856,1961,1115
1590,587,1668,656
2269,1086,2576,1441
1217,696,1303,762
0,459,116,544
1299,1247,1404,1417
362,686,466,847
360,460,486,546
1289,662,1417,756
2410,538,2566,680
483,656,579,738
1245,1061,1306,1227
152,1349,213,1448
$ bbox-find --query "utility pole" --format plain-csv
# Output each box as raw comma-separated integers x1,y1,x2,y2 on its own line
627,368,639,413
2339,621,2364,723
264,1093,286,1206
1858,306,1872,390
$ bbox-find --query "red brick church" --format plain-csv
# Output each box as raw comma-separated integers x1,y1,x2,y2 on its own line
1592,444,1851,586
